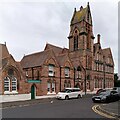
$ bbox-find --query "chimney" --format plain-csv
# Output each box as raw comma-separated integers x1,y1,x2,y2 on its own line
4,42,6,46
74,8,76,12
80,6,83,11
97,34,100,44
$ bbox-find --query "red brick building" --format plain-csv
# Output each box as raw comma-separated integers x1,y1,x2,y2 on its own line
1,3,114,96
0,43,26,95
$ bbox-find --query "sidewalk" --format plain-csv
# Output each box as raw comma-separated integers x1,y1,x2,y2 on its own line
0,91,96,103
97,100,120,119
0,94,56,103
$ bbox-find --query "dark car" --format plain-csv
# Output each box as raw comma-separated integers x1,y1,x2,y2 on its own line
92,90,120,103
112,87,120,97
96,88,106,95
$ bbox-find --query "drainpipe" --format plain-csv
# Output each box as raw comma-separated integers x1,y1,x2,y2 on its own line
103,56,106,89
32,67,34,80
84,70,87,95
60,66,62,91
74,67,76,87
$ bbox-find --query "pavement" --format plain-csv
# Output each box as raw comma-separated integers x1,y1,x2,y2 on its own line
0,91,96,103
93,100,120,120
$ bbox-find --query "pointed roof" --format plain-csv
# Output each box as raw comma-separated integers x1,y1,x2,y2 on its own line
102,48,114,65
71,3,92,25
71,7,87,25
21,49,57,68
44,43,68,56
0,43,10,59
102,48,111,55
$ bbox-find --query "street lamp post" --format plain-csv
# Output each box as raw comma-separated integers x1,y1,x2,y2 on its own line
74,67,76,87
77,65,86,95
84,70,87,95
103,56,106,89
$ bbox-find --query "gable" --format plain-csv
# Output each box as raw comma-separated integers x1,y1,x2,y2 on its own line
44,43,63,56
44,50,59,67
102,48,114,65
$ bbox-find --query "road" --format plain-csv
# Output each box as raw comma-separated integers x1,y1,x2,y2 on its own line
2,97,105,118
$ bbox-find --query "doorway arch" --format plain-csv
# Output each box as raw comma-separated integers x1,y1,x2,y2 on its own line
31,84,36,99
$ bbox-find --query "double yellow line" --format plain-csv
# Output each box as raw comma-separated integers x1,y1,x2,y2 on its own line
92,104,118,119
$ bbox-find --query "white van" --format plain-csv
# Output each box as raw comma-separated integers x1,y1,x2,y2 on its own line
56,88,82,100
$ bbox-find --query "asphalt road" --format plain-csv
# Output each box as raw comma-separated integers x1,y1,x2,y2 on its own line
2,97,105,118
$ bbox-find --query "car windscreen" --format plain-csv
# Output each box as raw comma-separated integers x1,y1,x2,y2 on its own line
99,91,110,95
61,89,71,93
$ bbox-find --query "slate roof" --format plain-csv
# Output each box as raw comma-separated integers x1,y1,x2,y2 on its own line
21,43,70,68
45,43,62,55
21,48,58,68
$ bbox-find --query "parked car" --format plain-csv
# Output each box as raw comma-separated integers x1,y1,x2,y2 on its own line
92,90,120,103
96,88,106,95
56,88,82,100
112,87,120,96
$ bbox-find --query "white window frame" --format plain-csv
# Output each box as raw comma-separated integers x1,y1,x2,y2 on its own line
52,82,55,93
4,77,10,93
65,67,70,77
12,77,17,92
47,82,51,93
26,70,28,77
49,64,54,76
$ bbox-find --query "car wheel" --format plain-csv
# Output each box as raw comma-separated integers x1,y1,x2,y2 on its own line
65,95,69,100
77,94,81,99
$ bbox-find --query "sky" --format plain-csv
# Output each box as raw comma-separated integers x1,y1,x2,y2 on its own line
0,0,118,73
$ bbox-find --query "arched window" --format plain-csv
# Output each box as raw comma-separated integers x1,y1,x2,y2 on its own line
4,77,10,92
49,64,55,76
65,67,70,78
12,77,17,91
74,35,78,51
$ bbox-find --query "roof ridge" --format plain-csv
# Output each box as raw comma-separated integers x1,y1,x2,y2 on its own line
24,49,50,57
47,43,63,49
102,47,110,50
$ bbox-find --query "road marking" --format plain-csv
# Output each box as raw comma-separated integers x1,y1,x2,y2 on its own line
92,104,116,119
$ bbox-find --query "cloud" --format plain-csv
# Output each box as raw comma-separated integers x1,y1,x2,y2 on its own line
0,1,118,73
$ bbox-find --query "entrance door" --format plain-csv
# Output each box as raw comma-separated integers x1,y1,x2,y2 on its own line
31,85,36,99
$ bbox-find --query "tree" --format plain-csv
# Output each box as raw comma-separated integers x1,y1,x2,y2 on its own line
114,73,120,87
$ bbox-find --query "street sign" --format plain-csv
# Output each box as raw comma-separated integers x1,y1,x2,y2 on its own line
27,80,42,83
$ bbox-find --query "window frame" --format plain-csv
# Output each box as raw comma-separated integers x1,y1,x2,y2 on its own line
12,77,17,92
48,64,55,76
65,67,70,78
4,77,10,92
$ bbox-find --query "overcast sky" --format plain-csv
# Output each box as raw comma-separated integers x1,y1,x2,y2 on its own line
0,0,118,73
